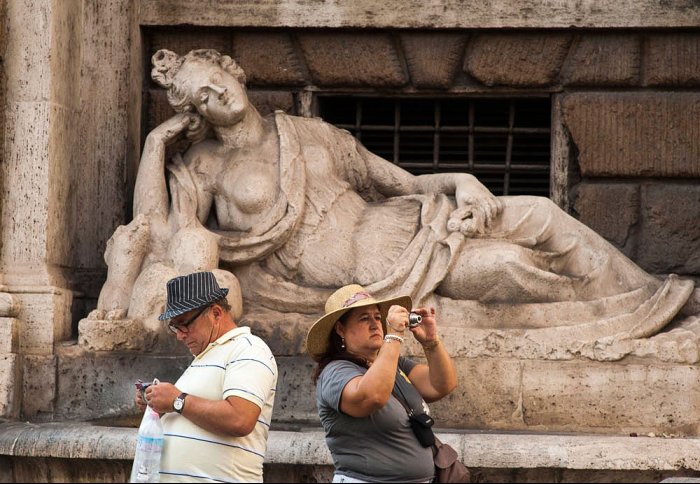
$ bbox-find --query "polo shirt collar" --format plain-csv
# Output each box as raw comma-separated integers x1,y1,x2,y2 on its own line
195,326,251,360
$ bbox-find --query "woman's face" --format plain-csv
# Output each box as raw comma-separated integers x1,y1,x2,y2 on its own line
178,60,249,126
335,304,385,357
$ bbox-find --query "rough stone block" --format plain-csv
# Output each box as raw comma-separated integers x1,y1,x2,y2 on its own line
521,360,700,434
400,32,466,88
464,32,572,87
637,184,700,275
0,354,20,419
15,290,72,355
573,183,639,253
273,356,318,424
54,349,192,421
645,33,700,86
232,31,307,86
428,358,523,430
297,32,407,87
22,355,56,418
148,29,231,72
247,90,295,117
563,34,640,86
0,318,19,354
78,318,151,352
562,92,700,177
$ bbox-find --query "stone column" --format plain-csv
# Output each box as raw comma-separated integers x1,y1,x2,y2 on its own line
1,0,83,417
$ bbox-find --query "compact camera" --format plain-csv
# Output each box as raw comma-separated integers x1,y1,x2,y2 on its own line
135,379,153,401
408,312,422,328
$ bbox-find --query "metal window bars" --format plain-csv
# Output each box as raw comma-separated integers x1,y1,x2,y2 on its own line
317,96,551,196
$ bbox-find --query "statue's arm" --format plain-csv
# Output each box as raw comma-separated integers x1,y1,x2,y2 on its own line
354,141,503,226
133,113,193,223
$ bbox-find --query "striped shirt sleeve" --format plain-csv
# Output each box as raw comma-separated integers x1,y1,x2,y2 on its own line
223,343,277,409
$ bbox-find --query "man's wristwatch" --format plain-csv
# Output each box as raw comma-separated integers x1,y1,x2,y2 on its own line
173,393,188,414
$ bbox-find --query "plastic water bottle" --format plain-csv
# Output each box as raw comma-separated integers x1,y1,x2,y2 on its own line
129,404,164,482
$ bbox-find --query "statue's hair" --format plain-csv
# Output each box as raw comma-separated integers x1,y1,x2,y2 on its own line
150,49,247,142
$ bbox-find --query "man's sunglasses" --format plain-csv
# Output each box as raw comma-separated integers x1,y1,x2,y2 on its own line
168,305,210,334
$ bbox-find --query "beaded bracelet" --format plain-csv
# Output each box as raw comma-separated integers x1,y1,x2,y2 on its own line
384,334,404,344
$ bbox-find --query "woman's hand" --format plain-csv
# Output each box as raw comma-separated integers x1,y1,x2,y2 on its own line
408,307,438,346
386,305,408,337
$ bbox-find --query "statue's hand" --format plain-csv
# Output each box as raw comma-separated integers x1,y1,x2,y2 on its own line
454,175,502,230
148,112,197,146
447,205,485,236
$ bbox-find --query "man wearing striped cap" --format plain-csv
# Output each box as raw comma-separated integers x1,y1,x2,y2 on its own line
136,271,278,482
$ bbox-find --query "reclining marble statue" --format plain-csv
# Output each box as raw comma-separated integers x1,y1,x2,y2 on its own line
88,48,699,354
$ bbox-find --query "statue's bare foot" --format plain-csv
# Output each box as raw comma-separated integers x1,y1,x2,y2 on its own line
87,309,106,320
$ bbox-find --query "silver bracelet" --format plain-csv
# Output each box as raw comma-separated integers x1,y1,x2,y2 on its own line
384,334,404,344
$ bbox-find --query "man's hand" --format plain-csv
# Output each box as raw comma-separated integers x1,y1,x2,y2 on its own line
144,381,181,414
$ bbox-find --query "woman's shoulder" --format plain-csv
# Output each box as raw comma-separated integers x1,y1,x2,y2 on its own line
319,359,366,382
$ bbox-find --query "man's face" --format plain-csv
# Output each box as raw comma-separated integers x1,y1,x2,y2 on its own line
169,305,214,356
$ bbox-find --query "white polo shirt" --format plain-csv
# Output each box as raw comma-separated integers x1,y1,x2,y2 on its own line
159,326,278,483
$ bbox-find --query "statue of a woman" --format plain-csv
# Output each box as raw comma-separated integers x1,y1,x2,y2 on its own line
95,48,698,346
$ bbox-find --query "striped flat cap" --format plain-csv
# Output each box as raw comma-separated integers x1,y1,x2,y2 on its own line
158,271,229,321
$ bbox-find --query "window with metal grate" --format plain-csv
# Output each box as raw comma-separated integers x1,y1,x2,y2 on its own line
317,96,551,196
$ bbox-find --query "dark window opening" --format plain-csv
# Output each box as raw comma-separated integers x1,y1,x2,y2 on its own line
317,97,551,197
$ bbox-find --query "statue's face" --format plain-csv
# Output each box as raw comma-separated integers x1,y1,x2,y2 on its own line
178,60,248,126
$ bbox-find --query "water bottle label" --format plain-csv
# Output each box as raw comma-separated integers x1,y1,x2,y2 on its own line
136,436,164,453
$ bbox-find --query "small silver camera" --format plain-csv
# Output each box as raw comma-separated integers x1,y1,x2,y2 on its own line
408,312,422,327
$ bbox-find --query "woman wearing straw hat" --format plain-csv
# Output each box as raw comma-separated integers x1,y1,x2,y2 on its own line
307,284,457,483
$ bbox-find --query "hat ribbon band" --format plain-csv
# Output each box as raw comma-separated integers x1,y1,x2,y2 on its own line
342,291,371,308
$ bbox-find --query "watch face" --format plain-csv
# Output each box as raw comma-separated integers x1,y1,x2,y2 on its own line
174,398,183,411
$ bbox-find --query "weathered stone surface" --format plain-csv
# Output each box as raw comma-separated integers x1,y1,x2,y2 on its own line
268,356,317,424
77,319,152,352
400,32,466,88
140,0,700,29
14,290,72,355
563,34,640,86
646,33,700,86
22,355,56,418
464,32,571,87
562,93,700,177
4,422,700,480
0,318,19,354
248,90,295,117
72,0,133,273
573,183,639,252
428,358,523,429
637,184,700,275
232,31,307,86
149,29,232,66
12,457,131,484
4,0,51,102
0,293,20,318
54,348,191,421
0,354,20,418
521,360,700,434
297,32,407,87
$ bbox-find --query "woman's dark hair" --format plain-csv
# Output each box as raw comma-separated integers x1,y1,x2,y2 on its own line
312,312,370,385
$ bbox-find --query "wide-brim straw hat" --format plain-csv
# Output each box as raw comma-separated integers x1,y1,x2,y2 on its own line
306,284,412,361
